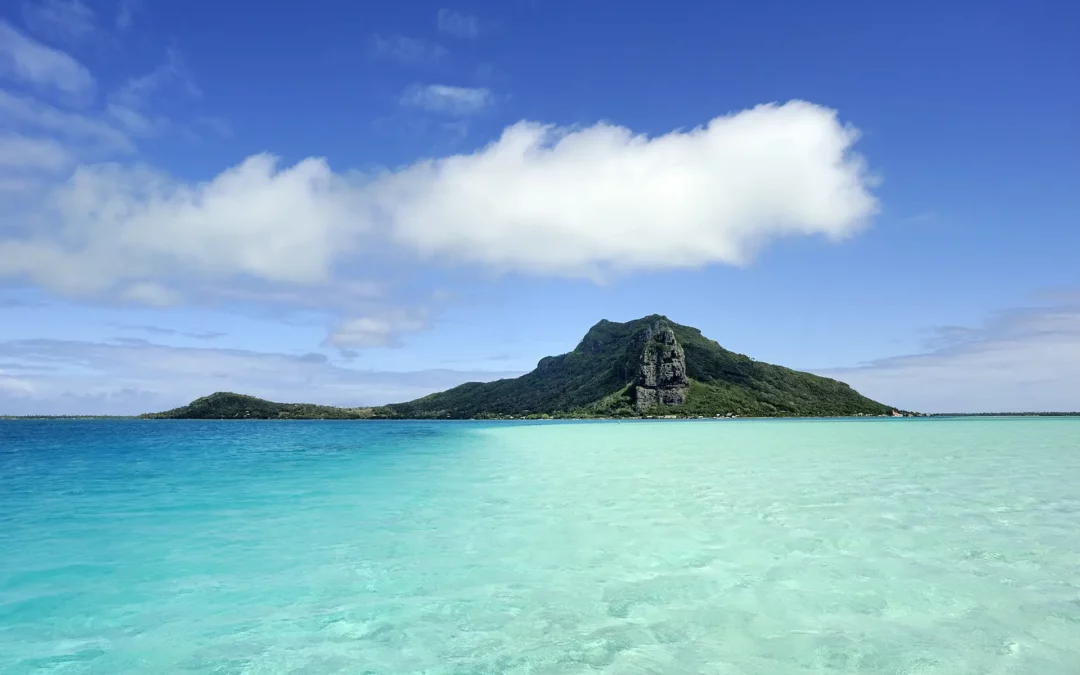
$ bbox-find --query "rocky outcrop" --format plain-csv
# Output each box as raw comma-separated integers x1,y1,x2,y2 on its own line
631,325,689,411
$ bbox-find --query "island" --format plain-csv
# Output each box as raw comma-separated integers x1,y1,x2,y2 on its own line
143,315,920,420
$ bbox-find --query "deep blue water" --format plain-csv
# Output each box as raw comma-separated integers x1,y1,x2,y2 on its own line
2,418,1079,673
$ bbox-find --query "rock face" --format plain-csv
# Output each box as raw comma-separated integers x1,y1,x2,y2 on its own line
361,313,897,419
631,324,689,411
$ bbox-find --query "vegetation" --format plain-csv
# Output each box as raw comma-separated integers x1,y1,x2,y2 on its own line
382,315,897,419
141,392,375,420
144,315,911,420
0,415,135,420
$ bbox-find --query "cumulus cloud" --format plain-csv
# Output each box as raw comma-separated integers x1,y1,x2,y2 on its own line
377,101,878,276
328,309,430,348
819,304,1080,413
436,9,481,38
0,338,521,415
0,20,95,98
0,154,364,295
401,84,493,115
0,100,878,299
22,0,97,44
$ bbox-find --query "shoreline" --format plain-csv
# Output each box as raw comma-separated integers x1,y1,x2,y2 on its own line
4,413,1078,421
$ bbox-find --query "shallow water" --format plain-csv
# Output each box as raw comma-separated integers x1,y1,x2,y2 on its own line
1,418,1078,673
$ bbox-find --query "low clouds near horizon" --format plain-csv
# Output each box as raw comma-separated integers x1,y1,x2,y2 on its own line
3,300,1078,415
0,337,522,416
819,303,1080,414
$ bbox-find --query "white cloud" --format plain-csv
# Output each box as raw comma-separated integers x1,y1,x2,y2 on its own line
22,0,96,44
119,281,182,307
113,323,225,340
205,279,388,313
0,154,364,295
0,133,72,170
0,100,878,298
328,310,430,348
370,34,448,66
0,90,133,153
0,47,208,207
377,101,878,276
401,84,493,115
819,304,1080,413
105,102,159,136
0,20,94,97
437,9,481,38
0,368,36,394
0,338,521,415
99,48,203,138
0,176,37,193
112,47,200,110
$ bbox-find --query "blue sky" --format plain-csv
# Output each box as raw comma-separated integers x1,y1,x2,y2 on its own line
0,0,1077,414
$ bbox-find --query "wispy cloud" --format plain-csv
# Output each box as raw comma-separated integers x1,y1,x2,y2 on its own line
900,210,937,225
0,39,211,201
818,303,1080,413
327,309,430,348
192,116,232,138
0,133,72,170
104,102,157,136
103,47,205,140
436,9,481,38
113,324,226,340
106,47,201,136
0,297,44,307
370,34,448,66
0,338,522,415
0,20,95,98
0,177,36,193
118,281,183,307
22,0,97,44
115,0,140,31
113,47,200,108
400,84,492,115
0,89,134,153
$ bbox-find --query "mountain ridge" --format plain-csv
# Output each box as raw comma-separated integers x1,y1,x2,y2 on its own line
144,315,905,419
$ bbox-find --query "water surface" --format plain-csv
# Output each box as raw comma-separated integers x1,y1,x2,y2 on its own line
1,418,1078,673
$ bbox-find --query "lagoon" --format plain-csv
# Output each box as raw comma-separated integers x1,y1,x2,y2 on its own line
1,418,1078,673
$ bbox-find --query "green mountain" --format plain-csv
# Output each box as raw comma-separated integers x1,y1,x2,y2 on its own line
385,315,895,419
144,315,900,420
142,392,372,420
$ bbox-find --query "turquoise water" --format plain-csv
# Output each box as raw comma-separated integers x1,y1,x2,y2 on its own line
1,419,1079,674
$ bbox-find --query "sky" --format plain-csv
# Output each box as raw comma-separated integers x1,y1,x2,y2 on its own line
0,0,1077,415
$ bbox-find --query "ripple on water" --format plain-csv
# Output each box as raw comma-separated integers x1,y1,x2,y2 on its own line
1,418,1079,673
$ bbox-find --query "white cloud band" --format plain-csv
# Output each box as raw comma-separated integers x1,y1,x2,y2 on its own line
0,100,879,297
